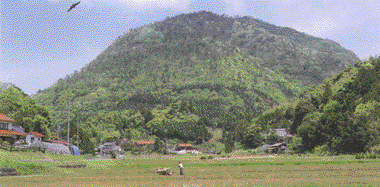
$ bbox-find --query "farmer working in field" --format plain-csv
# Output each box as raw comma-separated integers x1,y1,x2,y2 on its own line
178,161,184,175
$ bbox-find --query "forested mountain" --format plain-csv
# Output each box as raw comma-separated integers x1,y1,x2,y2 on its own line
31,11,360,146
0,82,15,92
243,56,380,154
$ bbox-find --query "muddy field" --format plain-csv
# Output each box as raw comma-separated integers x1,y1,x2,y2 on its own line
2,162,380,186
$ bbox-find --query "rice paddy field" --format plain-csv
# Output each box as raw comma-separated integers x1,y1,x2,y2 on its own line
1,149,380,186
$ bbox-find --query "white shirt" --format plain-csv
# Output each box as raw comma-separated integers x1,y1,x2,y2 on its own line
179,163,183,168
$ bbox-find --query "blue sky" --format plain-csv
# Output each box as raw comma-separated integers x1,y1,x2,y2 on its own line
1,0,379,96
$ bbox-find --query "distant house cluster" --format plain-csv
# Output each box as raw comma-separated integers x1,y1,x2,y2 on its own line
0,113,45,145
0,113,80,155
262,128,294,153
262,128,293,140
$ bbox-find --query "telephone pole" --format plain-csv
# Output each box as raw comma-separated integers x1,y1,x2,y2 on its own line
67,100,71,145
77,119,79,147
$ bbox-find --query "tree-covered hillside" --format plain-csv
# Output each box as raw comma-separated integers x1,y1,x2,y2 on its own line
32,11,360,145
0,82,15,93
243,56,380,154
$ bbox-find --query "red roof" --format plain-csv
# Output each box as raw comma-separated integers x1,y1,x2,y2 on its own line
177,143,193,147
0,114,15,122
0,130,26,136
28,131,44,137
135,140,155,145
47,140,67,145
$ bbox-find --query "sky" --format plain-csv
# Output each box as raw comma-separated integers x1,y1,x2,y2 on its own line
1,0,379,96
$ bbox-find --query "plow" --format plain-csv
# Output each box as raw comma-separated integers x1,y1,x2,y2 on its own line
157,168,173,175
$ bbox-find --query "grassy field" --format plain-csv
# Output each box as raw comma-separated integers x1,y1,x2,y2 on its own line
1,149,380,186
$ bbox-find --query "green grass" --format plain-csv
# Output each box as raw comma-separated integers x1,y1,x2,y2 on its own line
2,150,380,186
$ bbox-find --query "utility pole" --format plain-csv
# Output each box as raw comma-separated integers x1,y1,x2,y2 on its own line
77,118,79,147
55,113,60,140
67,100,70,145
56,121,59,140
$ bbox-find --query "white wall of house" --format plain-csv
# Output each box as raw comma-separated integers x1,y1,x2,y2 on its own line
0,122,12,130
26,134,42,144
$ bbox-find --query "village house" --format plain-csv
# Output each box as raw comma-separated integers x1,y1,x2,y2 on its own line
175,143,195,151
261,128,294,154
26,131,45,144
120,138,131,145
135,140,155,150
119,138,132,150
262,128,293,141
0,113,26,146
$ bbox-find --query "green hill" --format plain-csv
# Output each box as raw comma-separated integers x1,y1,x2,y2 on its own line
243,56,380,154
30,11,360,146
0,82,15,93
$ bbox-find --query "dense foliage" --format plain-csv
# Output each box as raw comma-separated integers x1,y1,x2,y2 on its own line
243,56,380,154
0,86,96,153
30,11,359,146
0,87,52,139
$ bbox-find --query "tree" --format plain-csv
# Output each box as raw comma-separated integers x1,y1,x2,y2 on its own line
34,115,51,140
79,128,95,154
154,137,161,152
241,122,262,149
139,106,154,125
287,136,302,153
290,99,316,134
321,82,332,105
297,112,324,152
266,132,278,145
284,106,294,121
224,131,235,153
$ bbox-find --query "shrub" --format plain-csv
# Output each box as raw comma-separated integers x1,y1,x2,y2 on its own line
366,152,377,159
131,147,140,155
249,148,260,155
313,144,330,156
370,145,380,155
220,154,226,158
264,149,271,154
208,155,214,159
199,156,207,160
355,152,366,159
110,152,117,159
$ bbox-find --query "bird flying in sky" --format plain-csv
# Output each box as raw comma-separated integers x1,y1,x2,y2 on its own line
67,1,81,12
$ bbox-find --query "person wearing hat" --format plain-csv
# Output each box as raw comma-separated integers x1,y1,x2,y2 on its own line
178,161,184,175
